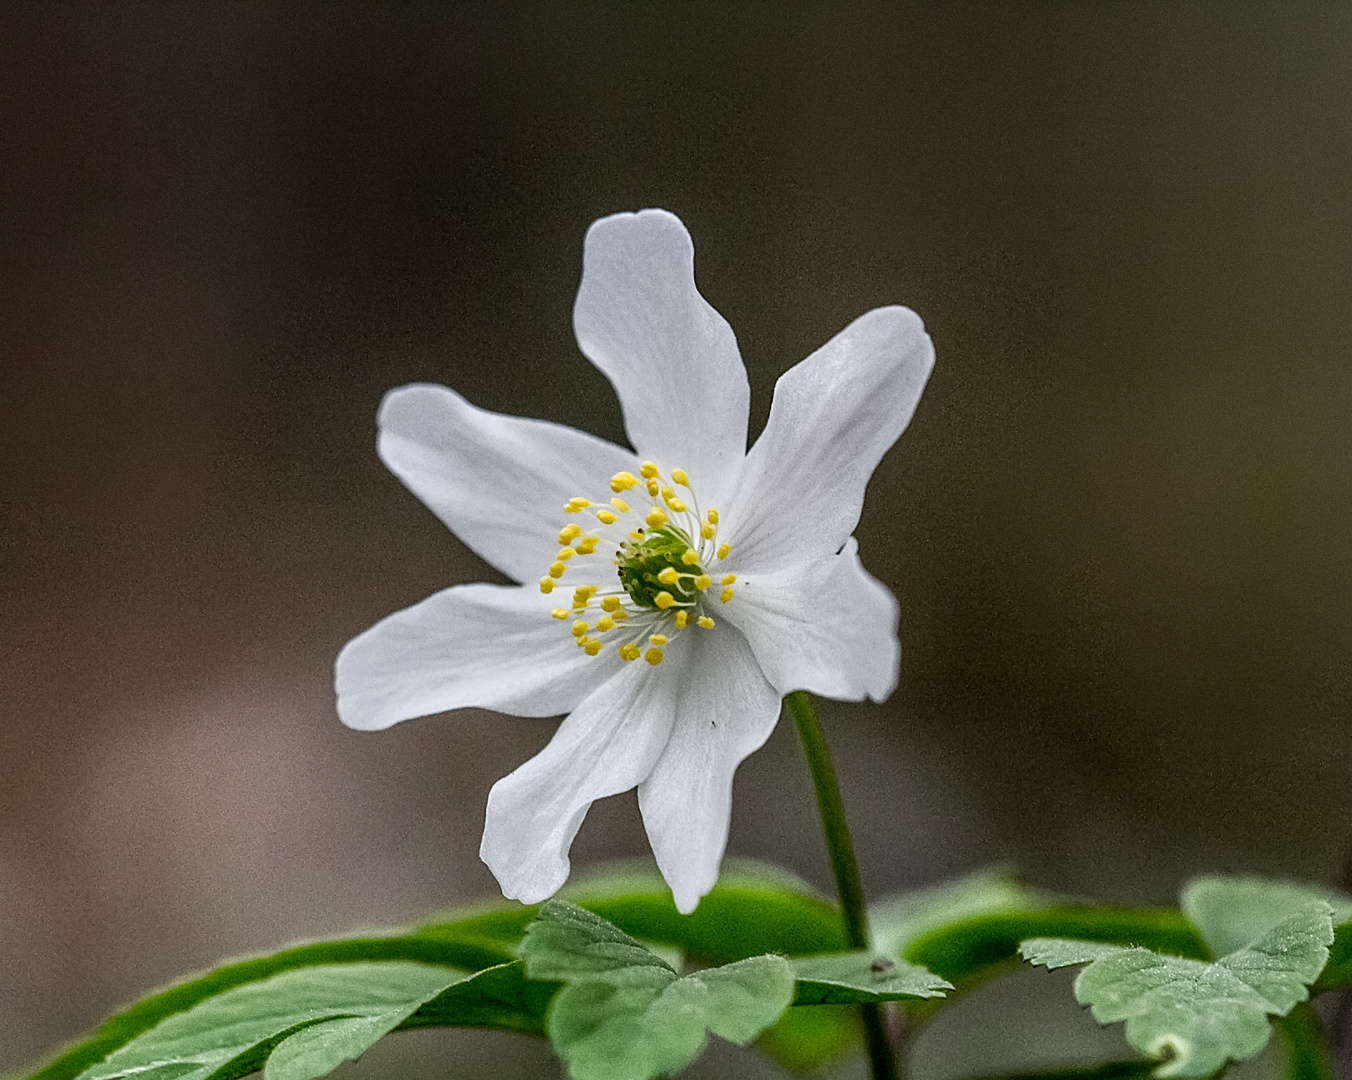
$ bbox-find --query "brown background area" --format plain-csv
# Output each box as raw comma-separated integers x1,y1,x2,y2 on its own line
3,3,1352,1075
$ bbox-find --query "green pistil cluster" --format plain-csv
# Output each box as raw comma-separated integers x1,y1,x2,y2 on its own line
617,526,706,609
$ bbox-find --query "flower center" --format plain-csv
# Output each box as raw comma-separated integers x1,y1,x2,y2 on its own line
538,461,735,665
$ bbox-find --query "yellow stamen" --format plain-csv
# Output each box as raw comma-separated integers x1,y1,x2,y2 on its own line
639,461,659,479
697,616,715,629
549,561,566,578
551,608,569,620
645,648,664,666
539,577,554,593
611,610,629,621
558,524,581,544
717,543,730,560
720,573,736,586
629,530,645,541
660,485,675,500
576,537,598,554
596,616,615,632
666,497,687,513
568,497,591,509
654,591,675,610
671,469,689,486
721,587,734,603
601,595,621,612
674,611,689,629
610,498,629,512
556,548,575,561
707,509,719,525
584,640,602,656
645,507,667,529
611,472,639,492
649,634,668,645
646,478,660,496
694,574,712,590
700,524,715,539
571,621,588,638
619,643,641,661
596,510,617,525
681,548,699,565
657,567,679,585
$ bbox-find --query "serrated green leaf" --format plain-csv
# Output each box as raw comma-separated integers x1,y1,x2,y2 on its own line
23,930,517,1080
522,900,794,1080
790,951,951,1005
1181,875,1352,959
1022,904,1335,1077
75,962,465,1080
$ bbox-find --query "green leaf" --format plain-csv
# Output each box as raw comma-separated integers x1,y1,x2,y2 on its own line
75,962,465,1080
1022,904,1335,1078
870,866,1047,960
24,931,518,1080
790,951,951,1005
1180,874,1352,992
522,900,795,1080
560,859,849,963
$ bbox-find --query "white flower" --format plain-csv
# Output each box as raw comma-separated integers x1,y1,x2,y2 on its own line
335,209,934,914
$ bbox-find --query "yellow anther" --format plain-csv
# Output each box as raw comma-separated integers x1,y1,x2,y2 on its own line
551,608,569,620
707,509,719,525
629,530,645,542
697,616,715,629
584,640,602,656
601,595,621,612
569,497,591,509
596,510,617,525
639,461,660,479
557,548,575,561
657,567,680,585
649,634,668,646
646,478,660,496
721,573,736,586
549,561,566,578
666,497,687,513
558,524,581,544
576,537,598,554
571,620,588,637
564,504,581,513
539,577,555,593
674,610,689,629
694,574,712,590
720,587,734,603
576,636,594,649
717,543,730,560
645,648,664,666
596,616,615,632
654,591,675,610
610,498,629,512
576,585,598,597
681,548,699,565
619,643,641,661
645,507,667,529
700,524,715,539
671,469,689,486
611,471,639,492
661,485,675,500
611,610,629,621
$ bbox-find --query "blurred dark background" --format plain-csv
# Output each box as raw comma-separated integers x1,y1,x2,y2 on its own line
4,2,1352,1075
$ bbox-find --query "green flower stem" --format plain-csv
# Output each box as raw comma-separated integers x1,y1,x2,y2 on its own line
786,690,899,1080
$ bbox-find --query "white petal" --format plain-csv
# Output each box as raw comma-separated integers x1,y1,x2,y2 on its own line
637,625,781,914
377,383,639,583
573,209,750,507
719,539,900,702
724,306,934,572
335,583,622,731
480,648,688,904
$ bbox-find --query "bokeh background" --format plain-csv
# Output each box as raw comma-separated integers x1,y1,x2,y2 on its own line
4,2,1352,1075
